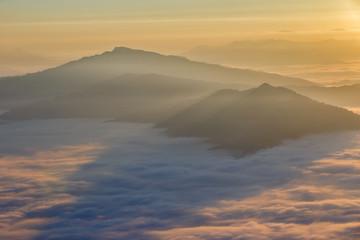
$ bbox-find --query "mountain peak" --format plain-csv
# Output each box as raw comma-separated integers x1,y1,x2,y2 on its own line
258,83,273,89
250,83,295,97
111,46,157,55
112,47,139,53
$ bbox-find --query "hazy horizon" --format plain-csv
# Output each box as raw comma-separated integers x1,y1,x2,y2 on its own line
2,0,360,78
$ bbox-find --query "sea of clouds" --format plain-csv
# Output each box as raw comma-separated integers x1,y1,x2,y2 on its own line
0,119,359,240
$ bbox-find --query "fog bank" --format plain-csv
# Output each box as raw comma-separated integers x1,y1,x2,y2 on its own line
0,120,359,239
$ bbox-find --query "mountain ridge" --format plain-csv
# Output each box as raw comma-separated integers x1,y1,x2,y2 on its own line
0,47,314,109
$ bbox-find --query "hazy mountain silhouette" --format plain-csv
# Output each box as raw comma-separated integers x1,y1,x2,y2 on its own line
0,73,243,122
0,47,313,108
185,39,360,66
289,84,360,107
159,83,360,155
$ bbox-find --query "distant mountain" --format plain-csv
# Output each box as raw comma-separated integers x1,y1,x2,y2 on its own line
159,83,360,155
0,47,313,108
289,84,360,107
0,73,243,122
184,39,360,67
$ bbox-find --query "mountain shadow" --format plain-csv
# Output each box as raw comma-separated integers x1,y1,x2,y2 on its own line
158,83,360,156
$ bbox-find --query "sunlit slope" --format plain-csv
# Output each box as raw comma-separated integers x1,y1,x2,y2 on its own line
0,47,313,108
159,83,360,155
0,73,242,122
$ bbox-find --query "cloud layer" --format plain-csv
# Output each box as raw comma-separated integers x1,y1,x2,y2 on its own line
0,120,359,239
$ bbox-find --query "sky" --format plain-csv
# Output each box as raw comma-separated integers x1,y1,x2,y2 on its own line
1,0,360,74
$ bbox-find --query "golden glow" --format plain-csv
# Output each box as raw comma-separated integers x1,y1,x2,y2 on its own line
0,0,360,75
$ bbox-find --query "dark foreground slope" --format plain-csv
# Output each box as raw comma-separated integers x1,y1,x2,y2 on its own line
0,47,313,108
159,84,360,155
0,74,238,122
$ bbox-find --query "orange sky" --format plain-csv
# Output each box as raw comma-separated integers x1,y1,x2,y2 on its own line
1,0,360,75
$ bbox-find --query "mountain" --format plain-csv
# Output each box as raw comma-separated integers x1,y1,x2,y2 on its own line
289,84,360,107
0,47,313,108
158,83,360,155
0,73,243,122
184,39,360,67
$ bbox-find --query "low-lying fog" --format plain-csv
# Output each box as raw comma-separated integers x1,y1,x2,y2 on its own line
1,119,360,240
